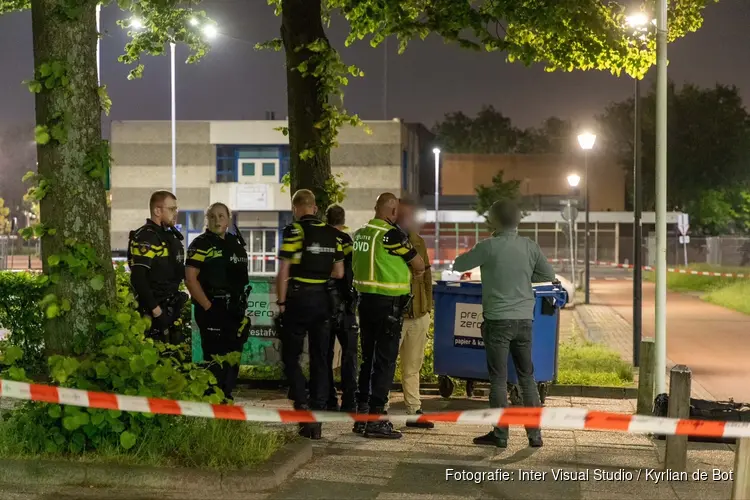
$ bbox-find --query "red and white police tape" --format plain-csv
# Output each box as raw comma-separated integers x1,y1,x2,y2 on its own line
433,258,747,278
1,378,749,438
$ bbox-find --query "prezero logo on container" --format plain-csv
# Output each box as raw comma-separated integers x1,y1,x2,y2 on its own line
453,303,484,349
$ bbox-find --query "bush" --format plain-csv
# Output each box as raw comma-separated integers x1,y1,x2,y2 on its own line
0,272,46,375
0,265,252,459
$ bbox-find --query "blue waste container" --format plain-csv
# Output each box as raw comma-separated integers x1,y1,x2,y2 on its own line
432,281,568,403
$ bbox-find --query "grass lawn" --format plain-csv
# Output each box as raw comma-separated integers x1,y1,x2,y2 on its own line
644,264,750,315
0,414,294,470
556,340,634,387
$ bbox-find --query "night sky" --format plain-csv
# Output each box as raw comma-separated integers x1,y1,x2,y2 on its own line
0,0,749,185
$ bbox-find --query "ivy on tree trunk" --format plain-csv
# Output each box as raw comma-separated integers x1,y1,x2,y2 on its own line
280,0,333,210
31,0,115,356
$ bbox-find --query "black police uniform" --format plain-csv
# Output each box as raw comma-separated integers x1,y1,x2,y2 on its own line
128,219,187,344
278,215,344,420
354,223,417,438
326,229,358,412
186,230,251,400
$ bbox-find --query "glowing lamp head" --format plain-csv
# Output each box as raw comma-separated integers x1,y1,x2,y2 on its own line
189,18,199,26
577,132,596,150
626,12,649,28
130,18,143,29
432,147,441,155
203,25,218,39
567,174,581,188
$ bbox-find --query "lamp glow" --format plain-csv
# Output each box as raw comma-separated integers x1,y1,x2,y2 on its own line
203,25,218,38
189,17,199,26
577,132,596,150
567,174,581,188
130,18,143,29
432,147,440,155
626,12,649,28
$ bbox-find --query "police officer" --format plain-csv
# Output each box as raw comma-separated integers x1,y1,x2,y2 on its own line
352,193,424,439
128,190,187,344
324,204,357,412
185,202,251,401
276,189,344,439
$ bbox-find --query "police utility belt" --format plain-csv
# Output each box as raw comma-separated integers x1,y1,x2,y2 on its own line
208,290,248,317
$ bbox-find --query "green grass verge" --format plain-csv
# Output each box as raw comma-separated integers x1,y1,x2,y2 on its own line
643,264,746,293
704,280,750,315
0,414,293,470
556,340,634,387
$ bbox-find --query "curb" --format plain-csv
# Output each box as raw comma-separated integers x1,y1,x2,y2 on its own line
0,439,312,498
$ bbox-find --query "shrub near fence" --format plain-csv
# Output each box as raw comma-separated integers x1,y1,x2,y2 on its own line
0,272,46,375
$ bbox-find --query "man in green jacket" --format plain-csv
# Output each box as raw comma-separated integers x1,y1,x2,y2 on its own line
352,193,425,439
395,197,435,429
453,200,556,449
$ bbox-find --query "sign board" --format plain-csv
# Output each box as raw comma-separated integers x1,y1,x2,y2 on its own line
677,213,690,235
561,205,578,222
453,303,484,349
679,235,690,244
236,184,269,211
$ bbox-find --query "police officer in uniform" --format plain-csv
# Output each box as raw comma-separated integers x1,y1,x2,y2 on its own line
276,189,344,439
185,202,251,401
324,204,358,412
352,193,424,439
128,191,188,344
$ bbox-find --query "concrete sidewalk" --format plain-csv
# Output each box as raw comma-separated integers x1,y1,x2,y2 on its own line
577,280,750,402
236,391,735,500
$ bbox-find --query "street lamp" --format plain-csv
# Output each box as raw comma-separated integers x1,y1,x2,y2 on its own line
625,11,654,368
577,132,596,305
433,147,441,265
127,17,216,197
566,174,581,188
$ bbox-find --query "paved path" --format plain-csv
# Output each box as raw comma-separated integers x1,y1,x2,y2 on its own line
582,280,750,402
234,391,734,500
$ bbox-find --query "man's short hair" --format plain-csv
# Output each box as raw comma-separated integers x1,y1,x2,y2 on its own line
326,204,346,226
490,200,521,229
292,189,316,208
149,191,176,213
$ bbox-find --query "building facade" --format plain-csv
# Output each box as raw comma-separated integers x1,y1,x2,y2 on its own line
110,119,423,274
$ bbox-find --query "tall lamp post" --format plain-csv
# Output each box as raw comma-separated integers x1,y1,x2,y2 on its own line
577,132,596,305
566,173,581,287
129,17,217,197
433,147,441,265
625,12,654,367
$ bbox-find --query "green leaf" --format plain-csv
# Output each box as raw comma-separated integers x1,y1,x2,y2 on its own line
47,254,60,267
129,356,146,373
91,411,106,427
119,431,137,450
62,415,82,431
89,275,105,291
4,345,24,365
95,361,110,379
39,63,52,77
61,299,71,312
34,126,50,145
48,405,62,419
7,366,25,381
46,303,60,319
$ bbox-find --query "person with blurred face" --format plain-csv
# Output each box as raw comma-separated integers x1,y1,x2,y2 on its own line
185,203,251,401
394,197,434,429
127,190,187,344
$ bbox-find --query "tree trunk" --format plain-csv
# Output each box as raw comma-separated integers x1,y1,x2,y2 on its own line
281,0,332,209
31,0,115,356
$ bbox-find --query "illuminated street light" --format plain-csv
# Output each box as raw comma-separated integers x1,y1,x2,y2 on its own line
189,17,199,26
576,131,596,304
433,147,441,264
203,24,218,39
567,173,581,188
130,17,143,29
577,132,596,150
625,12,649,28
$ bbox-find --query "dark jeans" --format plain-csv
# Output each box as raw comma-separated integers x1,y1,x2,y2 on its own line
281,288,331,411
357,294,404,413
328,312,358,410
194,305,249,400
481,318,541,440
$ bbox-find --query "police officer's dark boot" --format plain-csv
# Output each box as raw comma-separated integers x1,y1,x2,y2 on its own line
352,403,368,434
363,408,402,440
298,422,322,440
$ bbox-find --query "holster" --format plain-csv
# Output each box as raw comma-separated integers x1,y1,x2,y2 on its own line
385,294,412,337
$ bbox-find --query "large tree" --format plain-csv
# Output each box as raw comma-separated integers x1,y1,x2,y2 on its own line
597,82,750,234
264,0,714,209
433,105,518,154
0,0,210,355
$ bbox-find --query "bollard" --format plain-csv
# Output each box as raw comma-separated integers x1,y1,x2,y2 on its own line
732,438,750,500
664,365,691,472
636,339,656,415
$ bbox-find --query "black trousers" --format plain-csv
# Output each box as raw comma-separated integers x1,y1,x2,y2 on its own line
357,293,406,413
327,312,358,410
281,287,332,411
194,306,249,399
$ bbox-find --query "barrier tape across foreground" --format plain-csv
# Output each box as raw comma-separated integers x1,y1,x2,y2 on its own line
1,379,749,439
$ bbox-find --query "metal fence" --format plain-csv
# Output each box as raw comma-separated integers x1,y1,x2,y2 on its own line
0,236,41,271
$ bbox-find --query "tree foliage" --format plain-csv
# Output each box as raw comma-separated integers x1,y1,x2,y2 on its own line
0,198,11,235
597,82,750,235
474,172,523,227
262,0,714,208
432,107,575,154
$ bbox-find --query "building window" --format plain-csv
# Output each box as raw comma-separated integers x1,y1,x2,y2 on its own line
217,157,237,183
240,228,278,275
262,162,275,176
242,162,256,176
